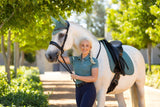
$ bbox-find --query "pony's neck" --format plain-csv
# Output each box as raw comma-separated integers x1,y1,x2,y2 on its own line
70,22,99,57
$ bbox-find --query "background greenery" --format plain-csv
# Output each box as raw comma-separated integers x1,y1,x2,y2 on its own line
0,66,48,106
106,0,160,72
0,0,94,84
145,65,160,89
0,0,94,52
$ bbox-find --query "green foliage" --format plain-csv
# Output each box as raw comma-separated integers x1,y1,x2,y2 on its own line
74,0,106,37
0,91,47,107
0,66,48,106
146,1,160,43
145,65,160,89
0,67,9,96
24,53,36,63
0,0,94,53
106,0,158,49
86,0,106,37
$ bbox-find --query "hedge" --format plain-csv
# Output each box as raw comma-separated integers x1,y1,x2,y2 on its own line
0,66,48,106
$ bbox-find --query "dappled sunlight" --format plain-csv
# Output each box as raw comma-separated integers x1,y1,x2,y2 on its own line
40,72,121,107
49,99,76,105
40,74,76,107
40,72,160,107
104,101,118,107
42,84,75,89
52,91,74,95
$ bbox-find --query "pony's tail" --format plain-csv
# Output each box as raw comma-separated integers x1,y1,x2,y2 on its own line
130,83,139,107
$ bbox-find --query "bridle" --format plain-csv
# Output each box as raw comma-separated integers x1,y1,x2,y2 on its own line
49,21,73,75
49,21,102,75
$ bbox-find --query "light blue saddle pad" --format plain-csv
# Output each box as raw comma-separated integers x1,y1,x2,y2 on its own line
101,41,134,75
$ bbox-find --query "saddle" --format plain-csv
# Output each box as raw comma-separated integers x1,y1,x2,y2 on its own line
100,39,129,93
110,40,123,57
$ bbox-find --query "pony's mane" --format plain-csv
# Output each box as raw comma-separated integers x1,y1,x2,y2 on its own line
69,22,97,40
68,22,99,56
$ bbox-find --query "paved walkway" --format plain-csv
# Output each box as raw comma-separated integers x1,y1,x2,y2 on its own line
40,72,160,107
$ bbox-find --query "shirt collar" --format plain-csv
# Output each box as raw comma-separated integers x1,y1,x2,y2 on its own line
77,54,90,61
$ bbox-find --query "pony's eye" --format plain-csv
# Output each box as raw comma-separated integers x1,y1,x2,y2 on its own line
58,33,65,39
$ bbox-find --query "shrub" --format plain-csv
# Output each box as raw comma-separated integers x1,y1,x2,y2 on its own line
0,90,47,106
0,66,48,106
0,69,9,96
25,53,36,63
145,65,160,89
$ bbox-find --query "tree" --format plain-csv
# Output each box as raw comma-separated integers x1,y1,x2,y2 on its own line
106,0,158,71
71,0,106,37
1,30,11,83
86,0,106,37
146,1,160,43
0,0,94,81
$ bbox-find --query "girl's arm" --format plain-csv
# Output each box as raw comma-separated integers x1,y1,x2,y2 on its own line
71,68,98,83
58,55,71,64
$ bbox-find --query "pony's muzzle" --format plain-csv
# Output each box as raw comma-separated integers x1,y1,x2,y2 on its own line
45,51,58,62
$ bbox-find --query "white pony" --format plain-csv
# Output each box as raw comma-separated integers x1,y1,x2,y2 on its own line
45,16,145,107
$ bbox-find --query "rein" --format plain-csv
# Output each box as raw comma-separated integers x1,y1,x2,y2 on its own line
96,41,101,59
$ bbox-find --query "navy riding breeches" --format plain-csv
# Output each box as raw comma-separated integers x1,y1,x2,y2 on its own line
76,82,96,107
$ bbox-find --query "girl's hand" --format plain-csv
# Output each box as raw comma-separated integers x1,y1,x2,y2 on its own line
71,74,78,79
57,55,70,64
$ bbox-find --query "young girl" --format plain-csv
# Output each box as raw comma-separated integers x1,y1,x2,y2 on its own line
58,38,98,107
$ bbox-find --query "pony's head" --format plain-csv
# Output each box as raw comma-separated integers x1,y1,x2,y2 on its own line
45,16,73,62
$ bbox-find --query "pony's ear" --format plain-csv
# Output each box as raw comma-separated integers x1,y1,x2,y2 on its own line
59,15,68,26
51,16,58,24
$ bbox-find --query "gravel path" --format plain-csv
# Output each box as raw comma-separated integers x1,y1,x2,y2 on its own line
40,72,160,107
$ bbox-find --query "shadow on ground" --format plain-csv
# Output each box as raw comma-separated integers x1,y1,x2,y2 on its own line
41,80,118,107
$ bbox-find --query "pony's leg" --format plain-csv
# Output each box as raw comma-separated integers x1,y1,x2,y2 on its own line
97,88,106,107
131,83,145,107
115,93,126,107
135,81,145,107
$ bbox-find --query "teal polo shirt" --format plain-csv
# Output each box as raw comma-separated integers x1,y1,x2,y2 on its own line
69,54,98,84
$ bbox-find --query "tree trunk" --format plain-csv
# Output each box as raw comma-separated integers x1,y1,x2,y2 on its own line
1,35,7,66
7,29,11,83
19,51,24,66
1,30,11,83
147,43,152,72
14,42,19,78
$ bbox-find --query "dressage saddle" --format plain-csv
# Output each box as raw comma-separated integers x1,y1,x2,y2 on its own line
110,40,123,57
100,39,129,93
